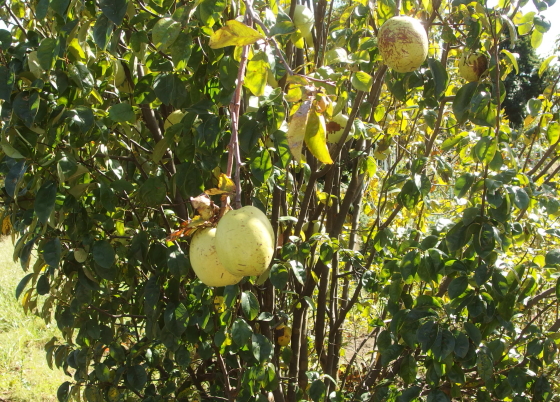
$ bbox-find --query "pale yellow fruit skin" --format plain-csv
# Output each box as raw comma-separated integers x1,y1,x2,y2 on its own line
458,52,488,82
378,16,428,73
190,228,243,287
326,114,354,144
215,206,275,277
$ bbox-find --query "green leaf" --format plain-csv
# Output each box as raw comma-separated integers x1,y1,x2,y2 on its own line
92,240,115,269
245,53,269,97
100,0,128,26
13,91,40,127
432,329,455,361
454,173,474,198
154,74,187,107
309,379,327,402
464,322,481,345
501,49,519,75
454,331,469,358
269,21,296,37
305,108,333,164
545,250,560,265
241,291,260,321
68,62,94,93
138,176,167,206
109,103,135,123
351,71,373,92
448,276,468,299
428,58,449,99
126,365,147,391
57,381,71,402
36,274,50,295
232,318,253,347
50,0,70,17
427,389,450,402
43,237,61,268
152,17,181,51
270,264,289,289
531,29,543,49
250,148,273,184
474,136,497,164
397,386,421,402
453,82,478,123
251,333,273,363
37,38,57,70
477,349,493,382
546,122,560,144
209,20,265,48
92,15,114,50
35,181,57,224
0,66,14,101
15,273,33,300
539,55,557,77
290,260,306,285
417,320,438,351
399,355,417,384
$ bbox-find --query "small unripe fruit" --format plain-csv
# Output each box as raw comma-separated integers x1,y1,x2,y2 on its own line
215,206,275,277
458,51,488,82
189,228,244,287
326,114,354,144
378,16,429,73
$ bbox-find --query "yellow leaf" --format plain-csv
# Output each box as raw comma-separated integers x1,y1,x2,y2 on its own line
286,100,312,162
245,54,269,96
68,38,86,62
217,173,236,193
304,108,333,164
209,20,265,49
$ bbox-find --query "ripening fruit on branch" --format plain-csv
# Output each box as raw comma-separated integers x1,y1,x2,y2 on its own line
292,5,314,42
378,16,429,73
326,114,354,144
215,206,275,277
458,51,488,82
276,325,292,346
189,228,243,287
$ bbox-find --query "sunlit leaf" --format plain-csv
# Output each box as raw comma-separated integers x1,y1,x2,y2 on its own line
304,108,333,164
209,20,264,49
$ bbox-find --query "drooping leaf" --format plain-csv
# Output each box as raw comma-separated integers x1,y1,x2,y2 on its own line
286,100,312,162
35,181,57,224
305,108,333,164
100,0,128,26
241,291,260,321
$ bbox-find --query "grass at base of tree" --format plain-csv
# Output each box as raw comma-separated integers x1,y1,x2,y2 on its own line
0,236,67,402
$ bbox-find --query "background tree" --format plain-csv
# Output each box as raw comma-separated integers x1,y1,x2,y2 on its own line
1,0,560,402
501,35,547,127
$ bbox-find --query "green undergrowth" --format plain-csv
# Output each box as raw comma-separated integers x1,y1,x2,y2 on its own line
0,236,67,402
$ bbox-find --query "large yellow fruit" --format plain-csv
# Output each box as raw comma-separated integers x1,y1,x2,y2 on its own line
378,16,428,73
326,114,354,144
215,206,275,276
189,228,244,287
458,51,488,82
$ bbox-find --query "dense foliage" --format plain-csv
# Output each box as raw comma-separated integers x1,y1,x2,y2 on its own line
1,0,560,401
